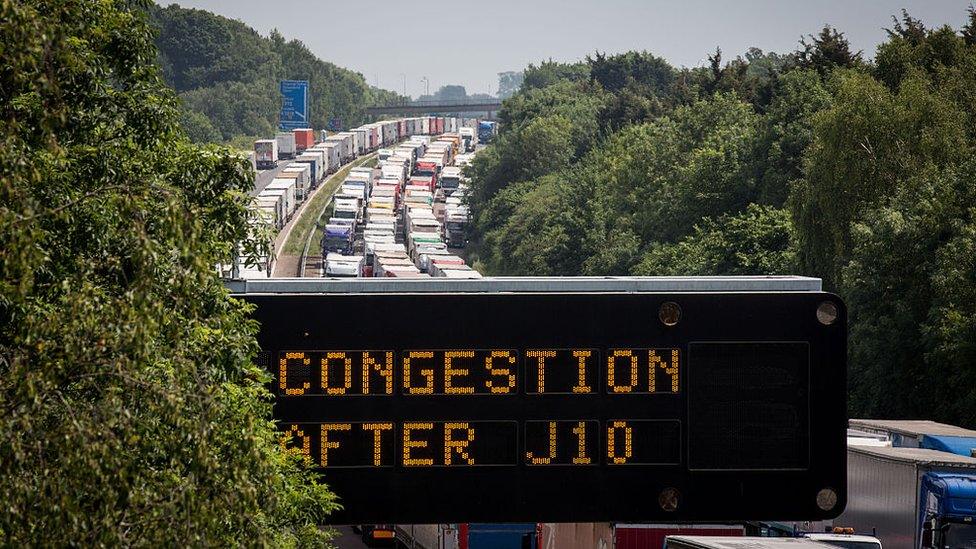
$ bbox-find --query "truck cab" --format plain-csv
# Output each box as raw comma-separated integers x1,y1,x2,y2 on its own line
321,224,353,255
333,198,361,225
439,166,462,196
921,472,976,549
445,209,469,247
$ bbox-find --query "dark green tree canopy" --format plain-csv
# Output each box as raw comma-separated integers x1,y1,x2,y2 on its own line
468,7,976,428
1,0,337,543
150,3,403,142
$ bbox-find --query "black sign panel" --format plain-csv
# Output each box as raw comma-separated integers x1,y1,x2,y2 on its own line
244,291,847,523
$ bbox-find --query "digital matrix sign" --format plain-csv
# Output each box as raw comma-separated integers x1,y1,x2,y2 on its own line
241,283,847,523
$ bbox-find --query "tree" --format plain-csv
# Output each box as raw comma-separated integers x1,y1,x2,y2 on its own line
963,6,976,46
435,84,468,102
790,70,969,288
798,25,863,76
632,205,797,276
179,106,223,143
150,3,404,142
875,12,969,91
753,69,832,206
0,0,337,544
588,50,675,95
521,59,590,90
497,70,524,99
843,161,976,425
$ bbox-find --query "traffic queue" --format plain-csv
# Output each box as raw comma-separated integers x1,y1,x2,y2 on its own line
238,116,478,278
321,122,479,279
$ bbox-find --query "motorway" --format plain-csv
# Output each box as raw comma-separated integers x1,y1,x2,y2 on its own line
252,160,293,196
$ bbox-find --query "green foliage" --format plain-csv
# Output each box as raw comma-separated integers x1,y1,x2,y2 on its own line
522,59,590,90
843,162,976,424
179,107,223,143
798,25,863,76
753,69,832,205
468,80,608,214
876,13,968,91
471,7,976,426
790,69,969,288
633,205,797,276
786,10,976,424
0,0,337,543
497,70,524,99
477,176,591,276
150,4,403,142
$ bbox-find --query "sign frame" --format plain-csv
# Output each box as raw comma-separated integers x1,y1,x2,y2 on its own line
232,277,847,524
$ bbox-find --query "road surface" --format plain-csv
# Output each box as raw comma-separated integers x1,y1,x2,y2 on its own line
251,159,293,196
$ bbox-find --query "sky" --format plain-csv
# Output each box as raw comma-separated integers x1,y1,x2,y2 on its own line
161,0,972,98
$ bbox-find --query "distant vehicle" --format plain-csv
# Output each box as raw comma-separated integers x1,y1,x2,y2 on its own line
333,198,361,225
292,128,315,152
848,419,976,458
439,166,462,195
614,525,745,549
665,537,838,549
275,132,296,159
397,523,536,549
478,120,497,143
837,443,976,549
459,126,476,151
321,224,353,255
803,533,883,549
323,253,363,277
253,139,278,169
359,524,396,546
445,209,468,247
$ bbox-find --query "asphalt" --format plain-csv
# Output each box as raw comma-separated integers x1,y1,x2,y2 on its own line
252,158,293,196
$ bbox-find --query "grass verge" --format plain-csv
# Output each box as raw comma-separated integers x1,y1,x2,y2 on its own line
282,154,377,256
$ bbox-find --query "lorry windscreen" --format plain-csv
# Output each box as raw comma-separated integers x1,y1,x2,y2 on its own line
441,177,459,189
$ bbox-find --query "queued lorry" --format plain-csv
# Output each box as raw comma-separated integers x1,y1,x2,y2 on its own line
245,116,481,279
275,132,296,159
321,223,353,255
253,139,278,169
292,128,315,152
478,120,497,143
838,420,976,549
396,523,537,549
459,126,476,151
323,253,363,277
665,538,846,549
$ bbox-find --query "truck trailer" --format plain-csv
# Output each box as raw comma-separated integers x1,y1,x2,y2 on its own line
253,139,278,169
292,128,315,152
849,419,976,458
275,132,296,159
837,444,976,549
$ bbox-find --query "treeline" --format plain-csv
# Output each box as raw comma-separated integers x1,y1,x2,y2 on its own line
2,0,336,544
468,10,976,426
150,3,402,143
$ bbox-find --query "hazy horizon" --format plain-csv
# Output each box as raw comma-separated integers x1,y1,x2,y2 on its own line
158,1,972,98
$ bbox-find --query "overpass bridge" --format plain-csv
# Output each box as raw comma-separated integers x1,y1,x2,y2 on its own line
365,98,502,118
